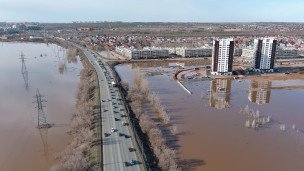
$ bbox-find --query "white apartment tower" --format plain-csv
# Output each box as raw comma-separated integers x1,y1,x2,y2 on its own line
253,37,277,72
212,38,235,75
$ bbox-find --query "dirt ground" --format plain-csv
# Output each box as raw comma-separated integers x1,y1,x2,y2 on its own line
240,72,304,81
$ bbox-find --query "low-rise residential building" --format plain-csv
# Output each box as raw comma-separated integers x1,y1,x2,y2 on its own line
115,46,170,59
241,47,255,63
276,46,300,59
175,47,212,58
77,27,93,31
234,48,243,57
242,47,254,58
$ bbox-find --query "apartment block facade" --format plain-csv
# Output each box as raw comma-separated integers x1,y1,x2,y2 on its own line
115,46,169,59
212,38,235,75
176,47,212,58
253,37,277,72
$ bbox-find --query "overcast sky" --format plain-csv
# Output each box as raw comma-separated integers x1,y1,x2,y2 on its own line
0,0,304,23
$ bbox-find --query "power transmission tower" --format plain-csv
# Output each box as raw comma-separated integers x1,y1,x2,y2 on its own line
20,52,29,91
33,89,52,164
34,89,51,129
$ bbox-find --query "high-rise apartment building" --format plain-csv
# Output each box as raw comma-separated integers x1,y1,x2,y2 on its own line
212,38,234,75
253,37,277,72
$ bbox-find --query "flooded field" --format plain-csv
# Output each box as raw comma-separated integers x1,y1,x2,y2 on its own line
116,63,304,171
0,42,82,170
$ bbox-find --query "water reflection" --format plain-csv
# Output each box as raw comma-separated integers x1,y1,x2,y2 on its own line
115,64,304,171
58,61,67,74
0,42,82,171
248,80,272,105
209,79,231,109
20,52,29,91
67,48,78,64
57,48,79,74
39,128,50,161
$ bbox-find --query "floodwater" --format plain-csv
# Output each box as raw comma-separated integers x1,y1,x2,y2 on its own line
116,63,304,171
0,42,82,171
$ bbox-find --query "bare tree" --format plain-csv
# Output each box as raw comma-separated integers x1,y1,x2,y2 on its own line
52,67,98,170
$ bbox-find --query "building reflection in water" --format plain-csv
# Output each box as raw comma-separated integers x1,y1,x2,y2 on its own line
209,79,232,109
248,80,272,105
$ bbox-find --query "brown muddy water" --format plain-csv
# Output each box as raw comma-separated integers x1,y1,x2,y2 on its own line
116,63,304,171
0,42,82,171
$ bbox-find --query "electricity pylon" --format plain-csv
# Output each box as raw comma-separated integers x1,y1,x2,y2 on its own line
33,89,52,164
34,89,51,129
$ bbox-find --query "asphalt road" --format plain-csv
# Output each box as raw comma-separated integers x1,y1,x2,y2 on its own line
75,45,142,171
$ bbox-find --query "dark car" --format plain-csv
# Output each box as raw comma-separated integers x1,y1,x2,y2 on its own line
124,161,132,167
119,133,125,137
104,133,111,137
123,122,129,126
131,160,138,165
115,118,120,121
124,135,131,138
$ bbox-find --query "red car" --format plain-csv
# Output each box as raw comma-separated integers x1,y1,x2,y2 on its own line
128,147,134,152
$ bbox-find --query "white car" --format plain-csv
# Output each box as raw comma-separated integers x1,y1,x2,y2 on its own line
111,128,118,132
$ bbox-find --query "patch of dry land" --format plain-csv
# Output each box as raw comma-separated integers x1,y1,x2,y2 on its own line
242,72,304,81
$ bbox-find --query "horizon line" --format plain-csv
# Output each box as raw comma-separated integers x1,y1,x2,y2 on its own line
1,21,304,24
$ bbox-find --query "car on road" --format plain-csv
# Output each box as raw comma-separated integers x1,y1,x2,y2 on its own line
104,133,111,137
123,122,129,126
128,147,135,152
121,114,127,117
111,128,118,132
119,132,125,137
115,118,120,121
124,134,131,138
131,160,139,165
124,161,132,167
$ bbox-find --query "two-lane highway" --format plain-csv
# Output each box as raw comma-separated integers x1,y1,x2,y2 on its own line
76,45,142,171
